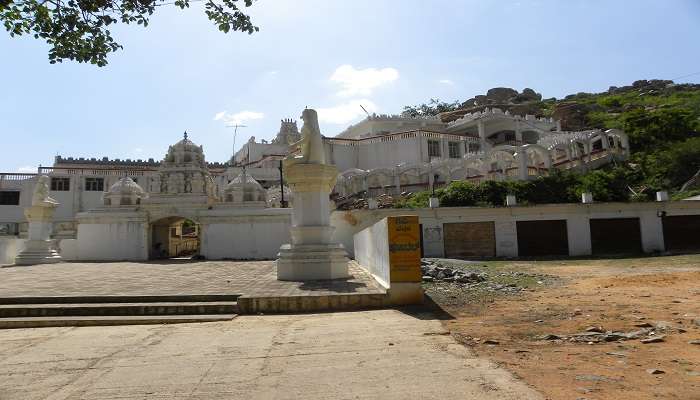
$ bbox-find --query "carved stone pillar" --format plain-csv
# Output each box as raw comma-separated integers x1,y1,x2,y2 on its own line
276,163,349,281
15,204,62,265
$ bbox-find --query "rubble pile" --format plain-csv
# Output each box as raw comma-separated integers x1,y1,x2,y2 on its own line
420,259,552,295
537,321,687,344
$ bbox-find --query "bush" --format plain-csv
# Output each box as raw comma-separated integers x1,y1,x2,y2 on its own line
671,188,700,200
622,108,698,151
439,181,479,207
579,168,631,202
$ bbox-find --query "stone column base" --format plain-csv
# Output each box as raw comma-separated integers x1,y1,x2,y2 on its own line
277,244,350,281
14,240,62,266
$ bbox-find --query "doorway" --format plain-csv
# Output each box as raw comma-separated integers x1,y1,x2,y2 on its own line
150,217,201,259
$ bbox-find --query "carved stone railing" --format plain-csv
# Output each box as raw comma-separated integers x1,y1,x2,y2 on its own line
0,173,37,181
38,166,157,176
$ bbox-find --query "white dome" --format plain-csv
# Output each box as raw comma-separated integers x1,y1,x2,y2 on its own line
108,176,145,196
163,132,206,166
224,170,267,204
226,170,265,191
103,177,147,206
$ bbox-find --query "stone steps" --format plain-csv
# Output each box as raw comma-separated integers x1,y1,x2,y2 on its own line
0,294,240,329
0,314,236,329
0,302,238,318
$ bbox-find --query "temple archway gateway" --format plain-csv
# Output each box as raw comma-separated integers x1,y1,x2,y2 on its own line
71,132,293,262
148,216,200,259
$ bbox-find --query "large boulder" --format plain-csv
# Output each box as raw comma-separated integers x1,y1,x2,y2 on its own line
514,88,542,103
551,101,592,131
486,87,519,103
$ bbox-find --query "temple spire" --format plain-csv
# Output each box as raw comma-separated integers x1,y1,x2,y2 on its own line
183,131,188,140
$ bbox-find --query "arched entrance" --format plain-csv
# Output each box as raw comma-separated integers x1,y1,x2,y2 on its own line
149,216,201,259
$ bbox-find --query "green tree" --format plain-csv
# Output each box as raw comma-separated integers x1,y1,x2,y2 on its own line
578,168,632,202
401,98,461,117
438,181,479,207
1,0,258,66
520,171,580,204
622,108,698,151
655,137,700,188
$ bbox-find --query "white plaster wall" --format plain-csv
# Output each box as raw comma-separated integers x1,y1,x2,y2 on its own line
357,137,424,170
353,218,390,287
58,239,79,260
331,201,700,259
201,220,291,260
0,238,26,265
566,215,592,256
0,178,34,223
76,222,148,261
80,191,104,212
0,205,25,225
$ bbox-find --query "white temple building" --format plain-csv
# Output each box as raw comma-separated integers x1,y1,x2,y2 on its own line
0,110,630,262
236,109,629,201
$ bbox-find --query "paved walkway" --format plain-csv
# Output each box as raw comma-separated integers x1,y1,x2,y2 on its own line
0,261,384,298
0,310,542,400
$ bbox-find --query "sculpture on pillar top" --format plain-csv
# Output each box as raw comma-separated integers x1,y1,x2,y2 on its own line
31,176,59,207
15,175,62,265
283,108,326,167
276,108,349,281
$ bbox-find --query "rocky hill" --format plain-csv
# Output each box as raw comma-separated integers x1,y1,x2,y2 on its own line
402,79,700,198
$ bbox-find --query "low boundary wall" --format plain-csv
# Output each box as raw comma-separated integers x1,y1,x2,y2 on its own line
333,201,700,258
353,216,423,305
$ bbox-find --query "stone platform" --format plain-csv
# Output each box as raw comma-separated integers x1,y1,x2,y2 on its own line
0,260,388,315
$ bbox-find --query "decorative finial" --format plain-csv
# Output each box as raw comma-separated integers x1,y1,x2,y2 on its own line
184,131,188,140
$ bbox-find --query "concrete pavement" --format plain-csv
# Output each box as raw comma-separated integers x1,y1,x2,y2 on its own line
0,309,542,399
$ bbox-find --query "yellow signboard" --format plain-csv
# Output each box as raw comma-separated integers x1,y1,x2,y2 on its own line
387,215,422,283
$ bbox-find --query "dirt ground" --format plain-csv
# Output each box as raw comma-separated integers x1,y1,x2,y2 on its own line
428,254,700,400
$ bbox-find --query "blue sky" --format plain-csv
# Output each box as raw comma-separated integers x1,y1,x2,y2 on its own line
1,0,699,172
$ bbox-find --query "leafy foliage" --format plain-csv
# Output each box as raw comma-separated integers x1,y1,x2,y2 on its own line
398,168,631,208
1,0,258,66
401,98,461,117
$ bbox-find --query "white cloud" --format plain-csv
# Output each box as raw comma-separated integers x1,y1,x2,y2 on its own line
317,99,377,125
438,79,454,85
330,65,399,97
214,110,264,125
16,166,35,173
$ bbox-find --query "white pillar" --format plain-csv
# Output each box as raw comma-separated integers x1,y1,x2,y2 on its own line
478,120,486,149
639,211,665,253
367,198,378,210
517,147,528,180
515,120,523,143
566,215,592,256
15,205,62,265
581,192,594,203
277,163,349,280
495,220,518,257
656,191,669,202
